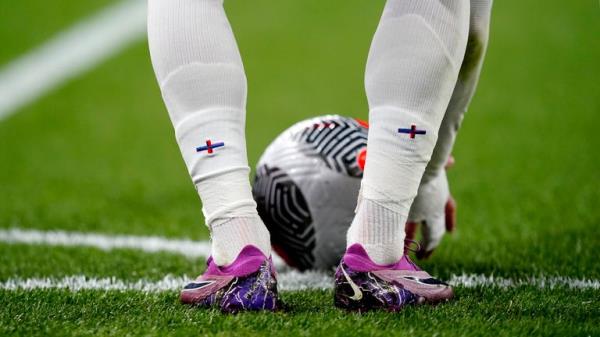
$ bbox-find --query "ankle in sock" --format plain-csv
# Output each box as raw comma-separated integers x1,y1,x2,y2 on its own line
346,198,406,265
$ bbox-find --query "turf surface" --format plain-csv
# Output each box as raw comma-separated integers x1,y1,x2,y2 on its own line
1,289,598,337
0,0,117,66
0,0,599,336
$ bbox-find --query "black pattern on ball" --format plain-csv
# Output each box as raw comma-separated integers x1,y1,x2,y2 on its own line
292,117,368,178
252,165,316,270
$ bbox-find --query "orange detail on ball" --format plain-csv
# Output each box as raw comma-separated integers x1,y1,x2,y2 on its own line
354,118,369,129
357,148,367,171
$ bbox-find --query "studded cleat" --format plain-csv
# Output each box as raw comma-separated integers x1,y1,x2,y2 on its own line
180,245,279,313
334,244,453,311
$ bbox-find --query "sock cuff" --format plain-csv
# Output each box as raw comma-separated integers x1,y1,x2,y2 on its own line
210,216,271,266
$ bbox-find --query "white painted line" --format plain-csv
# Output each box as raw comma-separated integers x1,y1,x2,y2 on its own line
0,227,211,259
0,0,147,121
448,273,600,290
0,275,186,292
0,273,598,292
1,228,598,291
0,272,333,292
0,227,285,266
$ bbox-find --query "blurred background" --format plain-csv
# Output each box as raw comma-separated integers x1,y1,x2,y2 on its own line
0,0,599,294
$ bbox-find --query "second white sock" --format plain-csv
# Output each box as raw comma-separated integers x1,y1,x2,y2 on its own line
348,0,470,264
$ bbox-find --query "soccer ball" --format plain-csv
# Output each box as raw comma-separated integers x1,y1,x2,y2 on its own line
252,115,368,270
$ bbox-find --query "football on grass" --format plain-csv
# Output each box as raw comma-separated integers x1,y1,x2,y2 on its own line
252,115,368,270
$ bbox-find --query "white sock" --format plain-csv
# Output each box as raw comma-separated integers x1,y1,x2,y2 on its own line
409,0,493,252
348,198,405,265
422,0,493,180
147,0,270,266
210,217,271,267
347,0,470,264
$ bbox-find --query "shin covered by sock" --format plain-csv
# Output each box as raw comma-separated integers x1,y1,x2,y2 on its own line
422,0,493,179
409,0,493,252
347,0,470,264
147,0,270,265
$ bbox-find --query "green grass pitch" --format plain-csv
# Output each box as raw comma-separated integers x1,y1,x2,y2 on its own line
0,0,599,336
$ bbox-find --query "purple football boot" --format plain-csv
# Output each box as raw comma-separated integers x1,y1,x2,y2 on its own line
334,244,453,311
180,245,279,313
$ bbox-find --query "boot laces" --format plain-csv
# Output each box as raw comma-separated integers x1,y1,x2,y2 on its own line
404,239,421,253
403,239,422,270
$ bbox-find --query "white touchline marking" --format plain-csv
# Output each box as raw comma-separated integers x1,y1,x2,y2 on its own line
0,227,211,259
1,228,599,291
0,0,147,121
0,273,598,292
0,273,335,292
448,274,600,290
0,227,285,266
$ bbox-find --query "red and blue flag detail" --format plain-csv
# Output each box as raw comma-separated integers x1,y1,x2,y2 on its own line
196,139,225,154
398,125,426,139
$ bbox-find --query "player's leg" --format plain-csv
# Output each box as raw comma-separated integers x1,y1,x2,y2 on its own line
408,0,494,258
147,0,277,312
337,0,470,310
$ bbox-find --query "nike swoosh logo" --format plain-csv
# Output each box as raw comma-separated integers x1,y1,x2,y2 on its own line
183,280,215,290
341,264,363,301
402,276,448,286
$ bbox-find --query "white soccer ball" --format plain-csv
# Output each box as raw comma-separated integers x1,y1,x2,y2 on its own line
252,115,368,270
